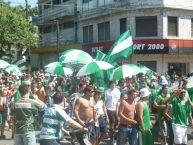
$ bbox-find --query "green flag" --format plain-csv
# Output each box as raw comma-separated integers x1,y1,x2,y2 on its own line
138,63,154,77
95,50,106,61
105,29,133,63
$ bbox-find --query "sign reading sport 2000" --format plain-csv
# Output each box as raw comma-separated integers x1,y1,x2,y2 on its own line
133,42,169,54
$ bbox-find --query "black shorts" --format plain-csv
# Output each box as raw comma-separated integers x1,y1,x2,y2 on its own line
107,109,117,123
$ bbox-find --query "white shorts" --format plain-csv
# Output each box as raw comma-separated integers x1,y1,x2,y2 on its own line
172,123,187,144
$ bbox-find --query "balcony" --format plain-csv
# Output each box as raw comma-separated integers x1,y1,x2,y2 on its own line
80,0,163,19
38,5,74,23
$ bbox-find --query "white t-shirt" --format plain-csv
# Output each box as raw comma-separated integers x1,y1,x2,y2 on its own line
105,88,120,111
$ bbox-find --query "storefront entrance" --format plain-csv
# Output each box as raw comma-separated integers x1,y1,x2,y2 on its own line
137,61,157,72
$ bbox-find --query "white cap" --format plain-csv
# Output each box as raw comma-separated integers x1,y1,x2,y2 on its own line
45,73,50,77
140,88,151,98
161,79,168,85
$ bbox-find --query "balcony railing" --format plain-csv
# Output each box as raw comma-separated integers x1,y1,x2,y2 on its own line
38,5,74,23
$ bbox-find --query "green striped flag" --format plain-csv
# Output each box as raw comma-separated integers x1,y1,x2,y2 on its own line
105,29,133,63
95,50,106,61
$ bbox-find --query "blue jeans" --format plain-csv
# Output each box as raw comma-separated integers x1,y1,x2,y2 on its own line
117,125,138,145
14,132,36,145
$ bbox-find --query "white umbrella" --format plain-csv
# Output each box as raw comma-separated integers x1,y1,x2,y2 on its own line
77,61,114,77
0,59,10,68
44,62,73,76
5,65,22,75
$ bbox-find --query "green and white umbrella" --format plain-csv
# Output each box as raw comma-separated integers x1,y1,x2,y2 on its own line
5,65,22,75
0,59,10,68
138,63,154,77
44,62,73,76
110,64,143,80
59,49,93,65
76,61,114,77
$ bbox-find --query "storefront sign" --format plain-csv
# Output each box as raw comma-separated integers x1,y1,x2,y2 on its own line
82,39,169,55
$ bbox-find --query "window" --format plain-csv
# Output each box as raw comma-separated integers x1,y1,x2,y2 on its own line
120,18,127,35
136,16,157,37
83,0,91,3
53,0,61,4
98,21,110,41
168,16,178,36
83,25,93,43
43,26,52,33
191,18,193,37
63,21,74,29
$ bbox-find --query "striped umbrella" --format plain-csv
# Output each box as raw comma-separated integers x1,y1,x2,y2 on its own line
59,49,93,65
76,61,114,77
110,64,143,80
44,62,73,76
5,65,22,75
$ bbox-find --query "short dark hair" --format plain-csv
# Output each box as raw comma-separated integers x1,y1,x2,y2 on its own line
128,89,136,96
120,92,127,99
19,84,30,96
53,91,65,104
109,80,115,86
84,85,93,94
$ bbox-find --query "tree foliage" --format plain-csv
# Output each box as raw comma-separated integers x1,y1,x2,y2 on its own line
0,3,38,62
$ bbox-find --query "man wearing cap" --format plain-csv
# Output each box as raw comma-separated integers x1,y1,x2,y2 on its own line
117,89,138,145
94,87,109,145
136,88,154,145
13,83,46,145
74,85,98,145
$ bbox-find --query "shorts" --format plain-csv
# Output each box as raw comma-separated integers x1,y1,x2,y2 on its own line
107,109,117,123
172,123,187,144
89,124,100,141
159,120,167,137
99,116,108,133
0,111,6,124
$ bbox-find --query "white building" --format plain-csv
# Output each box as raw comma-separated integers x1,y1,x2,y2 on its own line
34,0,193,75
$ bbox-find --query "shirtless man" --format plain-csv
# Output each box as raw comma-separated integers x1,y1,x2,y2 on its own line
74,85,99,145
117,89,138,145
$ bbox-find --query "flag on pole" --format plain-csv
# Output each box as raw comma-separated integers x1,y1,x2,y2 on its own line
14,56,27,70
105,29,133,63
95,50,106,61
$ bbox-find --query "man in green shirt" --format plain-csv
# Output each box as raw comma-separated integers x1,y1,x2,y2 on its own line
13,83,46,145
167,89,193,145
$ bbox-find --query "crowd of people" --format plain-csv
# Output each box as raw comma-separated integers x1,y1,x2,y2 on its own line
0,69,193,145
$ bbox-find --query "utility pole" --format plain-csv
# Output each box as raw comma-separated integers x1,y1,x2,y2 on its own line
25,0,28,19
56,20,60,60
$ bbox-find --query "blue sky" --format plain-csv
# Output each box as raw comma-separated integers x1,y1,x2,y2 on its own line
5,0,38,7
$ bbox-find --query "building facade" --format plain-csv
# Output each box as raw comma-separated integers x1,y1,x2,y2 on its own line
34,0,193,75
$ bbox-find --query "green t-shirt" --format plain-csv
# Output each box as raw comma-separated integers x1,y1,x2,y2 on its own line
13,98,46,134
171,97,191,126
155,93,170,120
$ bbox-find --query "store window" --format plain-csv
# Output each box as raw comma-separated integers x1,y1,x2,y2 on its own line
191,18,193,37
120,18,127,35
168,63,187,76
83,25,93,43
135,16,157,37
137,61,157,72
98,21,110,41
168,16,178,37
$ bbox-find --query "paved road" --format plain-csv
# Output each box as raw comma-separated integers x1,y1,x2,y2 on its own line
1,126,193,145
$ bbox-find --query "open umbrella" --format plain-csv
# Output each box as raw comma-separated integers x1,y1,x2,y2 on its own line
0,59,10,68
138,63,154,77
59,49,93,65
76,61,114,77
5,65,22,75
110,64,143,80
44,62,73,76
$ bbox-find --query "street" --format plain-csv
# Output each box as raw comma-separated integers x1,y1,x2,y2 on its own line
1,125,193,145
